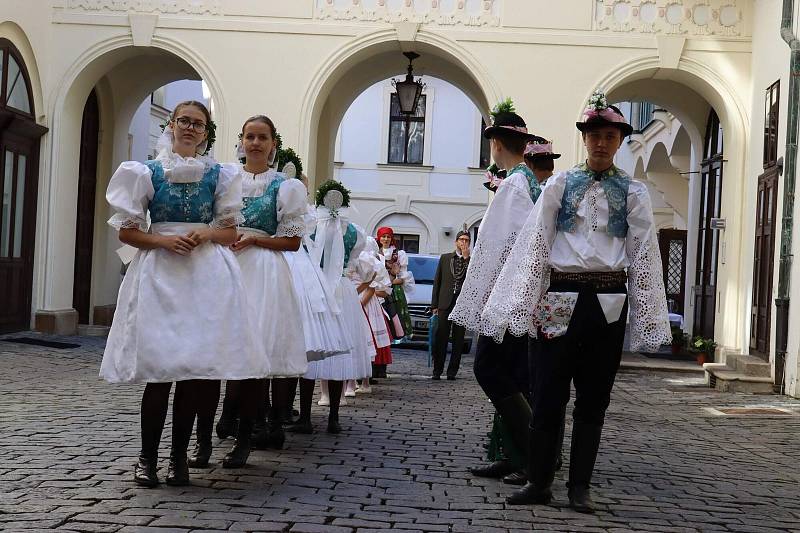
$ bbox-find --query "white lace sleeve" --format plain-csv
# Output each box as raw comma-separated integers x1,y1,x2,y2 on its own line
210,163,244,229
106,161,154,231
448,171,536,334
479,174,565,341
275,179,308,238
626,181,672,352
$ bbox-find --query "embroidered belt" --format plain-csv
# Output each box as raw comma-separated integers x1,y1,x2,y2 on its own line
550,270,627,289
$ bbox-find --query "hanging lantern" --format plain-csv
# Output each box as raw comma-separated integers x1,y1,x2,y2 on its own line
392,51,425,115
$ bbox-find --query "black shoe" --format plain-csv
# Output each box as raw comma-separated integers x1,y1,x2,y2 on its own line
446,375,456,381
468,460,515,479
326,418,341,434
222,440,251,468
287,419,313,434
568,486,595,513
431,375,441,381
187,442,212,468
502,471,527,486
369,378,379,385
133,455,159,487
506,482,552,505
165,453,190,486
252,426,286,450
215,416,238,440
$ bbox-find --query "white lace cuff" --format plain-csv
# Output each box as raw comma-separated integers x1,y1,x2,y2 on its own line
107,213,147,231
627,234,672,352
275,216,307,238
210,210,244,229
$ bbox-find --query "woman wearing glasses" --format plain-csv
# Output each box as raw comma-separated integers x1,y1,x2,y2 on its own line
100,100,265,488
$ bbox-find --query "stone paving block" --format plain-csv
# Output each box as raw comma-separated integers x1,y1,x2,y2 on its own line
289,523,352,533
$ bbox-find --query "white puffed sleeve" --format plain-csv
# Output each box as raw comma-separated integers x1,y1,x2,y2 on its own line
477,173,565,341
625,181,672,352
448,171,537,334
346,223,368,271
275,179,308,238
106,161,155,231
395,249,416,293
210,163,244,229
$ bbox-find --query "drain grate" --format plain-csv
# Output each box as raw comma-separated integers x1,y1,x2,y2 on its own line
705,406,795,416
1,337,80,349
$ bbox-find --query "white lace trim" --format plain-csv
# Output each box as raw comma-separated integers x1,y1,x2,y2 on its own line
479,216,554,342
210,210,244,229
626,232,672,352
107,213,147,231
449,232,522,334
275,216,307,238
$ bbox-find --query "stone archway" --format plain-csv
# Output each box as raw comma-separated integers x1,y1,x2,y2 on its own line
592,57,749,355
299,28,500,188
35,39,221,333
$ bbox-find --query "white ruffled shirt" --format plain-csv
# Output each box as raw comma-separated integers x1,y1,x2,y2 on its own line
106,152,243,231
478,170,672,352
448,168,535,332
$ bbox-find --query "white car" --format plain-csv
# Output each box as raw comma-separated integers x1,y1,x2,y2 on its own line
396,253,474,353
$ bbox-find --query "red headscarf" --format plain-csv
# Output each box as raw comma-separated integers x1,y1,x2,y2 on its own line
376,227,394,241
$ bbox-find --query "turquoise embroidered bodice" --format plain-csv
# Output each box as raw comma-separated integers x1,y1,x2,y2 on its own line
556,163,630,238
147,160,218,224
241,175,284,235
310,222,359,274
342,223,358,267
509,163,542,204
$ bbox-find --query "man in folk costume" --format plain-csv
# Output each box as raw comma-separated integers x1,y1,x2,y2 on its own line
524,135,560,186
480,90,671,512
449,99,542,484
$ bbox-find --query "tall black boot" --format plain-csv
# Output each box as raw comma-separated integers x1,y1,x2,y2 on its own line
253,407,286,449
567,421,604,513
223,417,253,468
166,381,195,486
216,381,240,439
506,427,559,505
556,405,567,471
326,380,344,434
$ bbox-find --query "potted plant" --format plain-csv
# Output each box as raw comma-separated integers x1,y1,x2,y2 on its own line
671,326,687,356
690,336,716,365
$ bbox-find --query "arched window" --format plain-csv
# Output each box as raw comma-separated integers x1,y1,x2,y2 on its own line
0,40,34,116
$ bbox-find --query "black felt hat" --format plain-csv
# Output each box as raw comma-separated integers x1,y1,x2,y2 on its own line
575,104,633,137
525,135,561,160
483,111,537,141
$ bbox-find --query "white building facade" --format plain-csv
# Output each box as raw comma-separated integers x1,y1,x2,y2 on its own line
7,1,800,396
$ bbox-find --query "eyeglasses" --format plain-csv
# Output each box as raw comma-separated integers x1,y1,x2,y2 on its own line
174,116,207,133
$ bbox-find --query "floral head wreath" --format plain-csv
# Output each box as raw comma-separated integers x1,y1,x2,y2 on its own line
315,179,351,208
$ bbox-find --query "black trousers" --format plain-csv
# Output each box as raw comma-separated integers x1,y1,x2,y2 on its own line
529,283,627,432
473,332,529,402
432,303,467,378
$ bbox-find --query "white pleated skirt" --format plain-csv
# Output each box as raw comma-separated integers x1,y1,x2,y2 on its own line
303,279,376,381
236,229,308,378
284,248,351,361
100,222,267,384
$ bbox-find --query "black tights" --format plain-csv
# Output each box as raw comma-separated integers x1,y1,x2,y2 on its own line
141,379,219,458
297,379,343,422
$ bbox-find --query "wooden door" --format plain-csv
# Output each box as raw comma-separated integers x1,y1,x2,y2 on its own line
750,167,779,357
72,90,99,324
693,110,723,340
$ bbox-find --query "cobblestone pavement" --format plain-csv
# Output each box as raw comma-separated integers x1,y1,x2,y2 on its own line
2,334,800,532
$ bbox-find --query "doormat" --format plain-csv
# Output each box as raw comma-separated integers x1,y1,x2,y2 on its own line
1,337,80,349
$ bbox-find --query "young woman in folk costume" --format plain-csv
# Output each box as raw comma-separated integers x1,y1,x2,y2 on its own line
289,180,376,434
101,101,266,487
195,115,308,469
346,236,393,395
375,226,415,378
